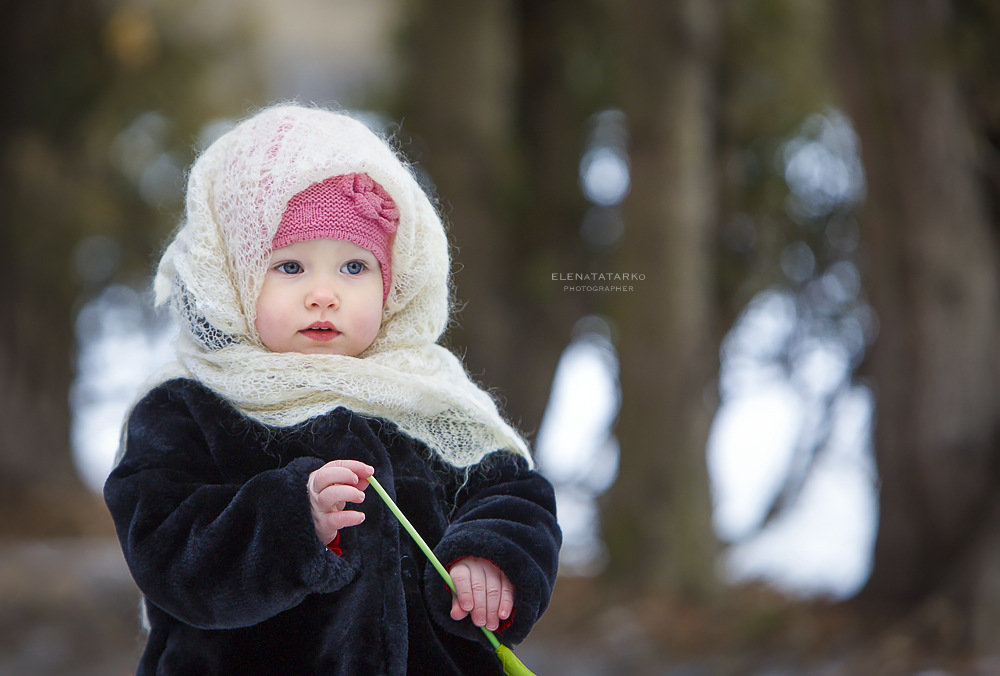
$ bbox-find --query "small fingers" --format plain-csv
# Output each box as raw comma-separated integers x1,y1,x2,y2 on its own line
483,564,504,631
310,465,364,494
313,501,363,538
449,561,474,621
310,460,374,490
323,508,365,532
326,459,375,478
327,460,374,490
450,594,466,622
446,558,515,630
469,562,487,627
313,507,365,546
308,460,373,545
308,470,352,504
315,484,366,512
498,570,514,623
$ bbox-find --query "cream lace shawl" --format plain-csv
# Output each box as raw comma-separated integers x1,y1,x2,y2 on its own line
149,104,530,468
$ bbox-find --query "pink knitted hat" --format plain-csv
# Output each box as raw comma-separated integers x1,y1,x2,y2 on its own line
273,172,400,300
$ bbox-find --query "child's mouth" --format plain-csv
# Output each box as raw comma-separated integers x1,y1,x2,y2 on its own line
301,322,340,341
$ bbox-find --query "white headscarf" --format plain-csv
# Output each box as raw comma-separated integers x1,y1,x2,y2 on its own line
149,104,530,468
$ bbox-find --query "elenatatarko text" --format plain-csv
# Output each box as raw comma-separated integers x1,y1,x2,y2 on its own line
551,272,645,282
553,272,644,293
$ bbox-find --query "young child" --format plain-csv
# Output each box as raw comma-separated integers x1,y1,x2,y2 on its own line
104,104,561,675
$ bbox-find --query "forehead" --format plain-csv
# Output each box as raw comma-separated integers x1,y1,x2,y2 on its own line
269,238,377,260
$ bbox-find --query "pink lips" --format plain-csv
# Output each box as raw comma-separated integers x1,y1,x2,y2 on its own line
300,321,341,342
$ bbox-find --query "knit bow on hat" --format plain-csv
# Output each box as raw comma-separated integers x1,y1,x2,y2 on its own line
343,172,400,233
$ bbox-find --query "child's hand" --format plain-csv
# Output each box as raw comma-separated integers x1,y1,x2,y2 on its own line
308,460,373,545
447,557,514,632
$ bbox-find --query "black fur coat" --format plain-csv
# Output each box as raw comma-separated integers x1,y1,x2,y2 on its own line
104,378,561,675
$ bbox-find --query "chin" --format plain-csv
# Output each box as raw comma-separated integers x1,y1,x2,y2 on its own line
303,344,355,357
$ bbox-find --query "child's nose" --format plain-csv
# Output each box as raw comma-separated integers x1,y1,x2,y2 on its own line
306,282,339,309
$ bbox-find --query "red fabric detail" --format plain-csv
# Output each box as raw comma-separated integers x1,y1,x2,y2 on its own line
497,606,515,634
326,532,343,557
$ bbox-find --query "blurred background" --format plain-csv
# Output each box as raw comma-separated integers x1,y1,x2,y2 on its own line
2,1,999,673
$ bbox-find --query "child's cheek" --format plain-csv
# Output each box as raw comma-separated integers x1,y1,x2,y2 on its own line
254,292,289,352
363,307,384,346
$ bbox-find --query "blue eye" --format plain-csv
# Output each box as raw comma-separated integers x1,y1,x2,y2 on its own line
343,261,365,275
276,261,302,274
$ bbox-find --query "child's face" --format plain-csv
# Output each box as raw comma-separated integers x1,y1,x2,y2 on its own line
255,239,384,356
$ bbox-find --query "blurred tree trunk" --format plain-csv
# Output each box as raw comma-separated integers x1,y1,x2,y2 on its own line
602,0,723,597
0,1,110,534
394,0,592,436
835,0,1000,650
0,2,250,536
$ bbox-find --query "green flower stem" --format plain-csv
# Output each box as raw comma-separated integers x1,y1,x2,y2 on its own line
366,475,502,652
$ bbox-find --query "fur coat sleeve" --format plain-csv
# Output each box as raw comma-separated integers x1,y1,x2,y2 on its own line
422,453,561,645
105,382,355,630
